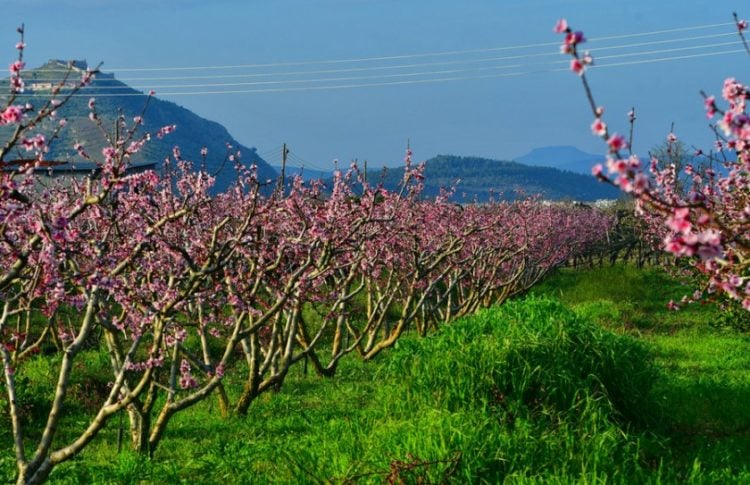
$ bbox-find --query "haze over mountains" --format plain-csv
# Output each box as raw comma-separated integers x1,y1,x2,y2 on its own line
514,145,605,175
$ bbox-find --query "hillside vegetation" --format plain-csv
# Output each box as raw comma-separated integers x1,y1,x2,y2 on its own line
361,154,621,202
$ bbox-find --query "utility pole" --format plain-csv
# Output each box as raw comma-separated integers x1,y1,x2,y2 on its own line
277,143,288,194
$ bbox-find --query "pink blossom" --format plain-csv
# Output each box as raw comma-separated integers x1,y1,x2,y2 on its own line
102,146,116,160
667,132,677,143
9,60,24,74
553,19,568,33
606,134,626,153
81,70,94,86
179,375,198,389
617,175,632,192
633,173,649,194
126,140,145,154
667,207,691,234
738,19,748,32
570,58,585,75
590,118,607,136
606,158,628,175
179,359,198,389
20,134,45,152
2,105,23,124
10,76,23,93
156,124,176,139
704,95,716,118
722,77,745,102
565,31,586,47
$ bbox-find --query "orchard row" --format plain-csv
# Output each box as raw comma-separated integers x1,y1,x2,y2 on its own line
0,33,611,484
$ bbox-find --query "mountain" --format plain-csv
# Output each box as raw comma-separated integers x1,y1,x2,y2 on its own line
358,154,620,202
1,60,276,191
514,145,604,175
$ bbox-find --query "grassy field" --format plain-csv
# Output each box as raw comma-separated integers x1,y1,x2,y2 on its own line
533,265,750,482
3,264,750,483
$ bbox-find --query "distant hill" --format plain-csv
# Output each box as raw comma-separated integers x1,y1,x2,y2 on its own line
355,154,620,202
1,60,277,191
514,145,604,175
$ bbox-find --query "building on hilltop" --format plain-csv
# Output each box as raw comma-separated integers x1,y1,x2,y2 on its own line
27,82,54,91
49,59,89,72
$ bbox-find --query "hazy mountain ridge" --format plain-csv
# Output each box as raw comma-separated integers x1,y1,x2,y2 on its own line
319,154,620,202
514,145,604,175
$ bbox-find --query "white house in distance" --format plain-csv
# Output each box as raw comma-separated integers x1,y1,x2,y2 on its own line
27,60,115,92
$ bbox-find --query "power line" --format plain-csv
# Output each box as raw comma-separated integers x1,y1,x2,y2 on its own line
26,31,737,89
591,48,747,70
287,151,331,172
34,21,735,73
34,39,738,92
9,71,527,97
256,146,282,158
10,46,744,97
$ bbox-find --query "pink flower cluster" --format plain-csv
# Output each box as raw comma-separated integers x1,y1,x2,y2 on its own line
179,359,198,389
554,18,592,74
8,60,24,93
1,105,23,125
558,16,750,311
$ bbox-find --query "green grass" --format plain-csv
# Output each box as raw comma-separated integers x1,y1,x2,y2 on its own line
34,298,658,484
532,264,714,334
534,265,750,482
4,264,750,483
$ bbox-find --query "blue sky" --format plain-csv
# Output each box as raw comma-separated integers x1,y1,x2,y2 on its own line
2,0,748,169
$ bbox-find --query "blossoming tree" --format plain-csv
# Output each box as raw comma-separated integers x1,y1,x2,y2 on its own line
555,13,750,311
